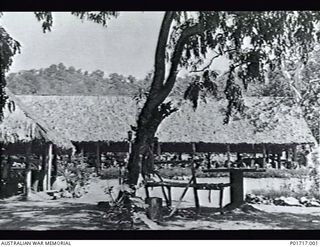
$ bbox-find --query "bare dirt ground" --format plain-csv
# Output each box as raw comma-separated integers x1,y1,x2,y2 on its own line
1,178,320,230
157,205,320,230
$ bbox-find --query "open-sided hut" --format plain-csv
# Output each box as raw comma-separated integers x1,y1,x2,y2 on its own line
0,90,75,196
158,97,317,154
8,95,315,208
16,95,316,166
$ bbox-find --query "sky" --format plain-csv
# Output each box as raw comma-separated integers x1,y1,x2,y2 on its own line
0,12,227,80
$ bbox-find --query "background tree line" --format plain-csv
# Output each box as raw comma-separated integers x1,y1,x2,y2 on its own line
6,63,195,96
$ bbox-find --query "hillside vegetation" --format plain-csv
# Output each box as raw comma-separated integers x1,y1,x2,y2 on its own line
6,63,194,96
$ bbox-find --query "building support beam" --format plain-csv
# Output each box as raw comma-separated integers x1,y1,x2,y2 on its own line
292,145,298,168
262,145,267,168
47,143,53,191
277,153,282,169
41,148,47,191
285,150,289,162
24,143,32,199
226,144,231,167
96,142,101,176
191,143,200,210
52,145,58,185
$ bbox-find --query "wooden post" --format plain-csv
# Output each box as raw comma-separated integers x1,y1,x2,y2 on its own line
285,150,289,162
47,143,53,191
277,153,281,169
38,152,43,191
229,169,244,208
24,143,32,199
42,146,48,191
292,145,297,165
145,185,150,199
191,143,200,210
251,153,256,167
226,144,231,167
32,155,40,192
206,152,212,169
52,146,58,186
262,145,267,168
252,152,257,168
96,142,101,175
219,188,224,209
167,186,172,207
145,197,163,221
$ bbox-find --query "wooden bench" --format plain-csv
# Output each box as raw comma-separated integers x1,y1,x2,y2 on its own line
145,180,231,209
144,158,236,210
145,167,266,210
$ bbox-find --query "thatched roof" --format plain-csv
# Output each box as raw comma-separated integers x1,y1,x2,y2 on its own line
17,96,137,143
15,95,316,146
0,90,75,150
158,97,316,145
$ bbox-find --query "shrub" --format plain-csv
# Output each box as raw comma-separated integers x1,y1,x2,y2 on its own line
245,168,310,178
57,156,94,197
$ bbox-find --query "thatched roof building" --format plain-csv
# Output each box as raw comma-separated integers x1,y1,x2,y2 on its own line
14,95,316,154
0,90,75,153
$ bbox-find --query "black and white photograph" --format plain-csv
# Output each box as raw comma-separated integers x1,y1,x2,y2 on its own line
0,10,319,235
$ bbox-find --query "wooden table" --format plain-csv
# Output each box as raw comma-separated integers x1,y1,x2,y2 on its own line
202,168,266,208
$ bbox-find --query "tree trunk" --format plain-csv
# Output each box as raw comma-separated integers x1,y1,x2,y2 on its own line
126,12,174,186
126,11,203,188
127,141,142,186
127,119,160,186
0,142,3,199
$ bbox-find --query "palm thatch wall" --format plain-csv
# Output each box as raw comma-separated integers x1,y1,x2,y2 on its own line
15,95,316,149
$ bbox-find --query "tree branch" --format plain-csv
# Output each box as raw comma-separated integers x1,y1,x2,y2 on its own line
161,23,206,97
281,60,302,101
137,12,176,128
190,49,236,73
149,12,175,97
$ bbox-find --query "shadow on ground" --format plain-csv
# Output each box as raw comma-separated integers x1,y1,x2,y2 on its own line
0,200,112,230
1,199,320,230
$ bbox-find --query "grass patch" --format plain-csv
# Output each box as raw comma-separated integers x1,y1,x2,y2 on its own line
100,167,120,179
100,167,312,179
